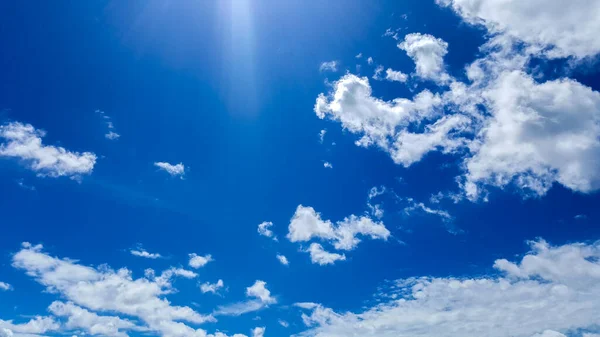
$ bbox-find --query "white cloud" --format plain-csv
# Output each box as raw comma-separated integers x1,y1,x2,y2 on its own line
130,248,162,259
278,320,289,328
367,57,374,65
11,243,219,337
297,239,600,337
323,162,332,169
105,131,120,140
0,282,12,291
276,254,289,266
305,243,346,266
96,110,121,141
355,53,363,59
437,0,600,59
287,205,390,251
385,68,408,82
252,327,265,337
257,221,277,241
462,70,600,199
49,301,138,337
398,33,451,83
403,199,452,222
318,129,326,144
154,162,185,177
0,316,58,337
200,279,224,294
319,61,338,72
0,122,96,178
372,65,384,80
215,281,276,316
188,253,213,269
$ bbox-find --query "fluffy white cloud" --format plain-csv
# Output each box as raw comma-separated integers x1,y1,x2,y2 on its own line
105,131,121,140
215,281,276,316
257,221,277,240
463,70,600,199
200,279,224,294
297,239,600,337
11,243,219,337
130,248,162,259
437,0,600,59
398,33,451,83
318,129,326,143
323,162,332,169
367,57,373,65
276,254,289,266
0,329,11,337
287,205,390,251
0,122,96,178
0,282,11,291
154,162,185,177
385,68,408,82
315,74,451,165
188,253,213,269
319,61,338,72
372,65,384,80
252,327,265,337
0,316,58,336
355,53,363,59
305,243,346,266
49,301,138,337
278,320,289,328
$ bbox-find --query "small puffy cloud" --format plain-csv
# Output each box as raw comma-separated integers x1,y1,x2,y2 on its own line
96,110,120,141
318,129,326,144
257,221,277,241
437,0,600,59
252,327,265,337
200,279,224,294
188,253,213,269
372,65,384,80
305,243,346,265
276,254,289,266
49,301,137,337
130,248,161,259
0,316,59,336
385,68,408,82
319,61,338,72
323,162,333,169
0,282,12,291
297,239,600,337
215,281,276,316
0,122,96,178
398,33,451,83
105,131,120,140
154,162,185,177
367,57,374,65
355,53,363,59
287,205,390,251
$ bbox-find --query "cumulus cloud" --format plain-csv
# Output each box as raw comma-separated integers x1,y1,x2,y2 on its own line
287,205,390,251
10,243,223,337
305,243,346,266
297,239,600,337
0,122,96,179
252,327,265,337
0,317,58,336
367,57,374,65
385,68,408,82
154,162,185,178
49,301,138,337
0,282,11,291
437,0,600,59
323,162,333,169
319,61,338,72
188,253,213,269
276,254,289,266
257,221,277,241
278,320,289,328
318,129,326,144
215,281,276,316
130,248,162,259
398,33,451,83
95,109,121,141
200,279,224,294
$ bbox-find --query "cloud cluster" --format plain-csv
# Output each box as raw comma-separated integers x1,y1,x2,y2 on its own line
154,162,186,178
398,33,451,83
215,280,276,316
0,122,96,179
297,239,600,337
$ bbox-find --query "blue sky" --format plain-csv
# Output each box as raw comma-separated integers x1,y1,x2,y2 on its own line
1,1,600,337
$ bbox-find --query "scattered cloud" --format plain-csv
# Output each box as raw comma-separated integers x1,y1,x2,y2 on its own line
188,253,213,269
385,68,408,82
105,131,120,140
398,33,451,83
574,214,588,220
257,221,277,241
355,53,363,59
154,162,185,178
367,57,374,65
287,205,390,251
0,122,97,179
323,162,332,169
297,239,600,337
215,281,276,316
251,327,265,337
319,61,338,72
372,65,384,80
49,301,138,337
0,282,12,291
0,316,58,337
95,110,121,141
318,129,326,144
305,243,346,265
276,254,289,266
200,279,224,294
278,320,289,328
130,247,162,259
